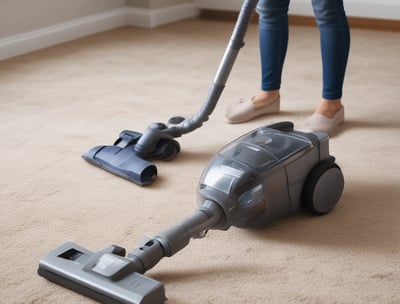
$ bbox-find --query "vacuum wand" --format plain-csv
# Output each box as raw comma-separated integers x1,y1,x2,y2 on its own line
130,0,258,160
167,0,258,135
133,0,258,154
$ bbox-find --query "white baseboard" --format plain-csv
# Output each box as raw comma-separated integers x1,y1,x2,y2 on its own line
290,0,400,20
0,8,127,61
0,3,199,61
193,0,242,12
195,0,400,20
127,3,199,28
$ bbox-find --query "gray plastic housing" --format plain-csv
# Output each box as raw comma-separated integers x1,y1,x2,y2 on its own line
197,123,330,228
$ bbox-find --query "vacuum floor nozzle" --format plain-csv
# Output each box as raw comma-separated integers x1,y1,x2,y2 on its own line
83,145,157,186
38,242,166,304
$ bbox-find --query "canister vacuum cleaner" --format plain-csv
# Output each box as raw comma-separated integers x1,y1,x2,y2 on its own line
38,0,345,303
38,122,345,304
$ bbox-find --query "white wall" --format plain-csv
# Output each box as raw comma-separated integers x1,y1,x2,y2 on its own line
0,0,198,39
194,0,400,20
0,0,198,60
0,0,126,38
0,0,398,61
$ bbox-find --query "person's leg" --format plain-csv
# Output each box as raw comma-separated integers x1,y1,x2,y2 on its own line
312,0,350,118
253,0,290,105
299,0,350,135
226,0,290,123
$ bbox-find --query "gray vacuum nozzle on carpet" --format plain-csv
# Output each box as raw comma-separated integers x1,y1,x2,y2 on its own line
38,242,166,304
38,201,225,304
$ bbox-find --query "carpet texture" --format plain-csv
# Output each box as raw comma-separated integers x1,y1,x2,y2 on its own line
1,18,399,304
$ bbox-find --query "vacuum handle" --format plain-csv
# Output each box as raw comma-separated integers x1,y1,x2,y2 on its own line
127,200,224,273
214,0,258,85
170,0,258,135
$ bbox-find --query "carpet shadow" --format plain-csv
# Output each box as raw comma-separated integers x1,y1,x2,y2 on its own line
151,264,252,284
175,150,217,164
245,180,400,252
343,119,400,130
240,110,310,126
247,114,400,136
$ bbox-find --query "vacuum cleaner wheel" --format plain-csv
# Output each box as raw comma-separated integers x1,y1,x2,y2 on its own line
155,139,181,161
302,158,344,215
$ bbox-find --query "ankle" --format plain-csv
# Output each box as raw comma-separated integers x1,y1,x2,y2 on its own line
252,90,280,107
316,99,342,118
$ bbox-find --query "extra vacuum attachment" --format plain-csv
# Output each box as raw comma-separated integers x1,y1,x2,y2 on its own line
83,130,161,185
39,122,345,304
82,0,258,186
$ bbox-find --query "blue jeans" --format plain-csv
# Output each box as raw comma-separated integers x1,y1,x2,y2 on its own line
257,0,350,100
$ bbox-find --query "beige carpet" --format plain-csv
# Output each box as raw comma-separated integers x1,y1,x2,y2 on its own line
1,18,399,304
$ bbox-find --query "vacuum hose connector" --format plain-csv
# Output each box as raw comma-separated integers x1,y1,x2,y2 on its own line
127,200,225,273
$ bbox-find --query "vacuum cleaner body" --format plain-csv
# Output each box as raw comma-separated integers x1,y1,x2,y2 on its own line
38,122,345,304
197,121,343,229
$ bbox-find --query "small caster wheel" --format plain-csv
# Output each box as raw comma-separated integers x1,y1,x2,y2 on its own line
302,157,344,215
156,139,181,160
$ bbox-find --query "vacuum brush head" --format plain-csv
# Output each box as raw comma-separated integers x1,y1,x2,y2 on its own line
38,242,166,304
